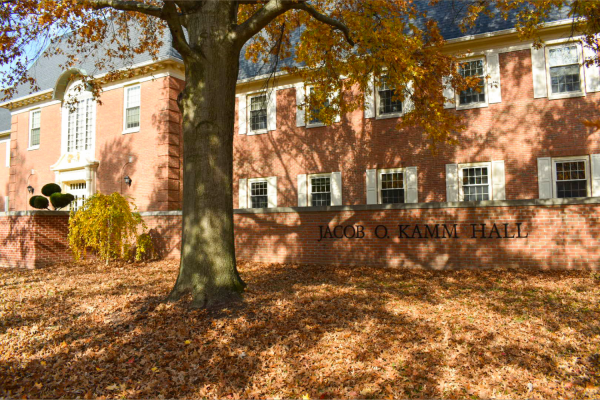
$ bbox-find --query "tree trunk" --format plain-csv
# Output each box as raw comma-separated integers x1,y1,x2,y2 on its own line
167,3,246,308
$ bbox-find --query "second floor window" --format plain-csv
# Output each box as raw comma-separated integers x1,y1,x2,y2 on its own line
380,170,405,204
124,85,141,131
459,59,486,105
378,76,402,116
67,98,94,152
307,86,329,126
547,44,582,95
29,110,41,148
249,94,267,132
250,180,268,208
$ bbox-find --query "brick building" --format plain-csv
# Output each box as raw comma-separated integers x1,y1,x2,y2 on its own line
1,7,600,269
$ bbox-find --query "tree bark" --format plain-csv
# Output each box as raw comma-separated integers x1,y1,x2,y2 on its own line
167,2,246,308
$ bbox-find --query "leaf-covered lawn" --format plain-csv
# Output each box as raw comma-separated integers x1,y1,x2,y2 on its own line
1,261,600,399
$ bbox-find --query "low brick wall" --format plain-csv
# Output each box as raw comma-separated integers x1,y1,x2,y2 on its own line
0,212,70,269
2,199,600,269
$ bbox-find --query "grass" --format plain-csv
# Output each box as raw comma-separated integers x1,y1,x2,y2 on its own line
1,260,600,399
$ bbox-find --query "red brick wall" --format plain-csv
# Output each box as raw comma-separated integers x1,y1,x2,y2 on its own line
234,204,600,269
233,49,600,207
2,203,599,270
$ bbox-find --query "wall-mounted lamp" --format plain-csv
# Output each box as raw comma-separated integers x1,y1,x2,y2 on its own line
27,185,34,194
124,175,132,187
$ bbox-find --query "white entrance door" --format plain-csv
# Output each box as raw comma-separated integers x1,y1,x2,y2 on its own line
67,182,87,211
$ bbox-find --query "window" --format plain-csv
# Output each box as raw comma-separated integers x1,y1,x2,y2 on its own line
458,59,486,106
250,180,268,208
377,76,402,116
29,110,41,149
124,85,141,132
309,175,331,206
306,86,328,127
249,94,267,133
554,158,589,198
68,182,87,211
379,169,405,204
67,98,94,152
547,44,583,96
459,163,491,201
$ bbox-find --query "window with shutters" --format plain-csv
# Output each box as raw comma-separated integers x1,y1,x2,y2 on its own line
458,162,492,201
545,43,585,99
250,180,268,208
29,110,41,149
309,174,331,206
553,157,590,198
377,76,402,117
458,58,486,107
378,168,405,204
67,98,94,152
248,93,268,133
123,85,141,133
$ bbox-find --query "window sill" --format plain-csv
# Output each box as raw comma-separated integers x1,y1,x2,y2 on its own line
27,145,40,151
376,113,403,120
248,129,268,136
306,123,326,129
122,128,140,135
548,91,586,100
456,102,488,111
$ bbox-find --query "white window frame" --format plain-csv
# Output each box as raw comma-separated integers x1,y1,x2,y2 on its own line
308,173,332,206
305,86,327,128
377,168,406,204
28,109,41,150
0,135,9,168
123,84,141,134
375,76,404,119
551,155,591,198
458,161,493,201
247,92,268,135
247,177,269,208
545,42,586,100
60,85,96,155
456,56,489,111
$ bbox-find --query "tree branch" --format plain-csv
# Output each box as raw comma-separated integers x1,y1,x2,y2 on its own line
162,1,196,61
235,0,354,47
83,0,163,18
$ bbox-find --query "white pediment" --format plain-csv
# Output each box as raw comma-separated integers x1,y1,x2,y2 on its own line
51,152,99,172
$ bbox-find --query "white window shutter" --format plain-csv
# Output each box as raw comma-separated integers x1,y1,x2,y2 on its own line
238,178,248,208
364,75,376,118
537,157,552,199
591,154,600,197
4,196,8,213
238,95,247,134
295,84,305,127
584,45,600,93
331,90,341,123
405,166,418,203
331,172,342,206
366,169,377,204
445,164,458,202
487,52,502,104
531,46,548,98
403,81,414,113
297,174,307,206
442,76,455,109
267,90,277,131
266,176,278,207
492,160,506,200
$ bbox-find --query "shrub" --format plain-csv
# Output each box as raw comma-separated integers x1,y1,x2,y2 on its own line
41,183,62,197
29,195,49,209
30,183,74,210
68,192,154,264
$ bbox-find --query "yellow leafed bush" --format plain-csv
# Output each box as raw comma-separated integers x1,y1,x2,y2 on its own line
68,192,154,264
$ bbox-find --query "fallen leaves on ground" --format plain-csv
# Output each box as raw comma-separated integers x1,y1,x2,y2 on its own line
1,260,600,398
